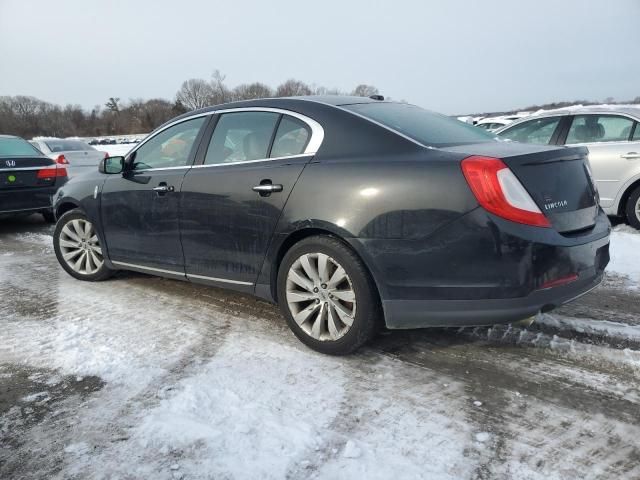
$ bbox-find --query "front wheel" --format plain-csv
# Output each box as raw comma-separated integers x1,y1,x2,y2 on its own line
53,209,113,281
625,185,640,230
277,236,381,355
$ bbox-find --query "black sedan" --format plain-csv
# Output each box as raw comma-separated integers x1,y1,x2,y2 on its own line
0,134,68,222
51,96,610,354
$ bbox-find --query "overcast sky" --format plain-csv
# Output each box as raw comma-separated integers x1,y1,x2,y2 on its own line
1,0,638,114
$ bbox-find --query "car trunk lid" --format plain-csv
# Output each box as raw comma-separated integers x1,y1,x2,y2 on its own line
443,142,598,233
0,156,58,189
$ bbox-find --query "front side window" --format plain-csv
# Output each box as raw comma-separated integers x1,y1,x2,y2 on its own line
204,112,280,165
270,116,310,158
0,137,42,157
498,117,561,145
132,116,206,170
565,115,634,144
633,123,640,141
342,102,495,147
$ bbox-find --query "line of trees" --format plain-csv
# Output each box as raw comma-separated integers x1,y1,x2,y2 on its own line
0,70,379,139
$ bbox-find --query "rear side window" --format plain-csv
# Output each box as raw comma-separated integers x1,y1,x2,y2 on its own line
0,137,41,156
343,103,495,147
634,123,640,141
270,116,310,158
566,115,634,144
498,117,561,145
205,112,280,165
44,140,94,152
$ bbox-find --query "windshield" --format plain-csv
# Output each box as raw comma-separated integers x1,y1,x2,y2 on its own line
343,102,496,147
44,140,94,152
0,136,42,157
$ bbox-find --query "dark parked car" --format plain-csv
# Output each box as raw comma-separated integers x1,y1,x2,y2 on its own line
51,97,610,354
0,134,68,222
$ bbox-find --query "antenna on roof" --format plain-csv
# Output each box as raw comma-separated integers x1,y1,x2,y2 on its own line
369,95,384,101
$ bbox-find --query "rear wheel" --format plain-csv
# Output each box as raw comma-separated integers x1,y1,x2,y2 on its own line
277,236,381,355
53,209,113,281
625,185,640,230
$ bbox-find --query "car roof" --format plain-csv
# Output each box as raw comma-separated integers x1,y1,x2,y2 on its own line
526,104,640,118
0,134,20,139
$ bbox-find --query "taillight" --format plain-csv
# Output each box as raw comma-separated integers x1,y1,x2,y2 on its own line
104,152,109,159
461,156,551,228
538,274,578,290
55,154,69,165
37,165,68,179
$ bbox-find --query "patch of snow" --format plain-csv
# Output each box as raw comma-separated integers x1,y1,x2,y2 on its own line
21,392,50,403
538,314,640,344
342,440,361,459
92,144,133,157
475,432,491,443
608,227,640,288
473,400,482,407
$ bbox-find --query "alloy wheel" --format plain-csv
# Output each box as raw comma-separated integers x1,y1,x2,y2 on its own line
285,253,357,341
635,196,640,222
58,218,104,275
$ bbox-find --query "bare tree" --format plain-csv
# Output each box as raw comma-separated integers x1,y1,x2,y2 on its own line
105,97,121,112
232,82,273,101
176,79,214,110
210,70,231,105
352,84,379,97
275,79,312,97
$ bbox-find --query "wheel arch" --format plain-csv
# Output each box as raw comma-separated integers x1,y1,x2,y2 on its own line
55,200,82,219
616,177,640,217
270,228,385,311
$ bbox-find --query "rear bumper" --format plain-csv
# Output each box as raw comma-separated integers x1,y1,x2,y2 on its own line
352,207,611,329
0,186,57,214
383,271,604,329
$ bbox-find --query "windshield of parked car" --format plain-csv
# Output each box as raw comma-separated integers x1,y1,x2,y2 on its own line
342,102,496,147
44,140,94,152
0,136,42,156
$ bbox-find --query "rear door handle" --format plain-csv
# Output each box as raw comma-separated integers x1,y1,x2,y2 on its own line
252,184,283,193
152,185,175,193
621,152,640,159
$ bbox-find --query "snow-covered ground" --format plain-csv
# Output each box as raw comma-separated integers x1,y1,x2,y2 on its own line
1,219,640,479
92,143,135,157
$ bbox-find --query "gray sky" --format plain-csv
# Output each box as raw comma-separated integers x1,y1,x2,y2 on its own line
1,0,638,114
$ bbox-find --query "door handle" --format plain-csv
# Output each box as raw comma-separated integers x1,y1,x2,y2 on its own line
621,152,640,159
252,184,283,193
152,184,175,193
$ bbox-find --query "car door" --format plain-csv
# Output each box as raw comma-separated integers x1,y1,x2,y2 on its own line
561,114,639,209
100,115,208,272
180,109,320,290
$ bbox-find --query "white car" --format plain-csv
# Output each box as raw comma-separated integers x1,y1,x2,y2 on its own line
476,118,512,132
496,106,640,228
30,138,107,177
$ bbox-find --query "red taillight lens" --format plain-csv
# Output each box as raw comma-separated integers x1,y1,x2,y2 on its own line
37,165,68,179
104,152,109,159
55,154,69,165
461,156,551,228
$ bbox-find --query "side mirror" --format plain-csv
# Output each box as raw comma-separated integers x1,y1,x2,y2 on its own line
99,156,125,174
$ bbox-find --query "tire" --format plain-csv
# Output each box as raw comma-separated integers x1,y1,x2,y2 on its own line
53,209,113,281
625,185,640,230
42,210,55,223
277,235,381,355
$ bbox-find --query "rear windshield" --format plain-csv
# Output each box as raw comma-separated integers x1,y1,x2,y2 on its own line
0,137,42,157
44,140,93,152
343,103,496,147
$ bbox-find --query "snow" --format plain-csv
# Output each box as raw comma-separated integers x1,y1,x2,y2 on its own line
607,225,640,288
92,143,134,157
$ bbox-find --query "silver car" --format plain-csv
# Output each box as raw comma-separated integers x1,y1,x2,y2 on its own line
496,106,640,228
29,138,106,178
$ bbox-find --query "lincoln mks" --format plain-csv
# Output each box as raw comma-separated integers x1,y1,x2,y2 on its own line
51,96,610,354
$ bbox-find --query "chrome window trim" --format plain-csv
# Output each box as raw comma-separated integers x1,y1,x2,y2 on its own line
132,165,192,173
186,273,254,286
498,111,640,136
125,107,324,167
192,153,311,169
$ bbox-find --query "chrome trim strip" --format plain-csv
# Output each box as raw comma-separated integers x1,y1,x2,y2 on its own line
111,261,185,276
125,107,324,161
0,166,51,171
0,206,49,213
187,273,254,286
131,166,192,173
191,153,311,169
